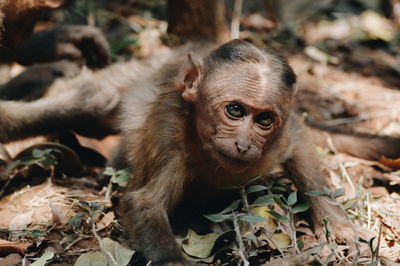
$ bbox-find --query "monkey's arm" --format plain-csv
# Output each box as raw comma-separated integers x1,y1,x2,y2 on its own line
283,117,355,243
121,154,191,265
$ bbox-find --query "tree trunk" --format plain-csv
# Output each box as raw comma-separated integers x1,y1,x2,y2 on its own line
167,0,230,43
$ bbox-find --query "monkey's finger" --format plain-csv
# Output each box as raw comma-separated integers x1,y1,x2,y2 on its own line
60,25,111,68
56,43,82,60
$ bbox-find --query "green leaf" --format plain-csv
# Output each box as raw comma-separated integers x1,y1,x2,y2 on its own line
79,201,90,208
32,149,46,158
292,203,311,214
31,252,54,266
323,186,332,195
219,199,241,214
332,188,345,198
90,202,103,213
287,191,297,206
273,196,287,209
103,167,116,176
252,195,275,206
246,185,268,194
305,191,325,197
182,229,220,259
204,214,233,223
272,185,287,192
68,212,85,227
246,175,262,184
244,233,258,244
268,211,289,222
239,215,266,224
31,229,46,238
297,240,304,251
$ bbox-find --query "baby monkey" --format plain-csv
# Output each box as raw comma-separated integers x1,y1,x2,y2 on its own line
118,40,355,265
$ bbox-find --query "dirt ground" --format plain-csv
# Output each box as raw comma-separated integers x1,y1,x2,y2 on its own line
0,3,400,265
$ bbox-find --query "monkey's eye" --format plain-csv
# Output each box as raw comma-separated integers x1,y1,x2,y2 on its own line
255,112,274,128
226,104,246,118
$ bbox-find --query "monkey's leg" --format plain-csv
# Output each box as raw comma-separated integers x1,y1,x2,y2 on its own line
0,82,119,143
283,126,355,244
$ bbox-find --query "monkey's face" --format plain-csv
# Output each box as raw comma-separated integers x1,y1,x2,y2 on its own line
195,64,291,173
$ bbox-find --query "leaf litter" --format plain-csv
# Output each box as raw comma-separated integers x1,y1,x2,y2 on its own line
1,2,400,265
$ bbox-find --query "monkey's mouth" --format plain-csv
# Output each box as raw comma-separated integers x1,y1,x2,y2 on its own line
216,150,249,166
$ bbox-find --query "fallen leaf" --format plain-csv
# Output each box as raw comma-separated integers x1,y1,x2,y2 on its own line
250,206,277,232
74,238,134,266
30,251,54,266
182,229,219,259
49,200,64,224
259,233,291,249
96,212,115,231
0,240,31,255
9,211,33,230
0,253,22,266
74,251,108,266
101,238,135,266
379,156,400,170
266,245,324,265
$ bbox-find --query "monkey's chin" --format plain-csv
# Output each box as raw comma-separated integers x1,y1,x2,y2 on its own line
215,150,251,173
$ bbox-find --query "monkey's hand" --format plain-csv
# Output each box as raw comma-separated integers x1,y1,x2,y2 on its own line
310,197,356,244
17,25,111,69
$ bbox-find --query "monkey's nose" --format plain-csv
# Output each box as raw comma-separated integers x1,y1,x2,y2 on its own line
235,142,250,154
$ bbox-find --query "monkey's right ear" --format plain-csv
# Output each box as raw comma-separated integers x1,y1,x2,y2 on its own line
175,53,204,102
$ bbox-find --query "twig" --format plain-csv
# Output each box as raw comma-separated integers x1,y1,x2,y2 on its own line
367,192,371,229
338,162,355,195
0,143,12,162
233,213,249,266
91,219,119,266
374,224,382,261
64,236,90,251
240,187,250,214
231,0,243,39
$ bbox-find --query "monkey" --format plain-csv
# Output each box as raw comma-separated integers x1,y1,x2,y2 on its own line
0,0,109,68
0,39,399,264
0,0,110,104
115,39,359,265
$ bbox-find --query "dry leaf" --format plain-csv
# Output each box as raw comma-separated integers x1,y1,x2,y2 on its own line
49,200,64,225
9,211,33,230
0,253,22,266
96,212,115,231
379,156,400,170
260,233,291,249
0,239,31,255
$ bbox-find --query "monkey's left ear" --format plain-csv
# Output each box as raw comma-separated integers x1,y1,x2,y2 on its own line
175,53,204,102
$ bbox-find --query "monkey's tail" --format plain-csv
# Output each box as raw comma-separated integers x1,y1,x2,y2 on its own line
306,122,400,161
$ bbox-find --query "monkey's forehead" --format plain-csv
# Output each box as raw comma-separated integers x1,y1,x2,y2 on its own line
203,63,290,101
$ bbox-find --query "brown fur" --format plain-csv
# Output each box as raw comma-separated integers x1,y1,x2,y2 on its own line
118,40,355,265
